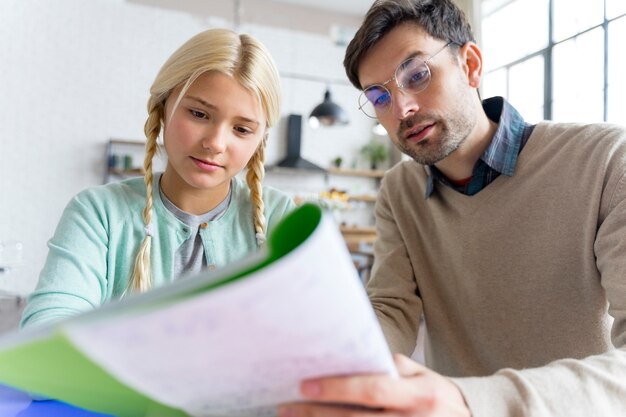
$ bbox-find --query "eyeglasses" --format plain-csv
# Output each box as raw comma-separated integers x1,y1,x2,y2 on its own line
358,41,455,119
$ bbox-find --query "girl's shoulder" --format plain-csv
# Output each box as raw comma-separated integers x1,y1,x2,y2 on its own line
231,177,295,212
263,185,295,211
70,176,148,214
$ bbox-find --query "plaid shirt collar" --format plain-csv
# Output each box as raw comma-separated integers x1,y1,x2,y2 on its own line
424,97,529,198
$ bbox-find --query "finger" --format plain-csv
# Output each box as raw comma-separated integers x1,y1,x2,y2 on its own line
393,354,430,377
279,402,402,417
299,373,434,410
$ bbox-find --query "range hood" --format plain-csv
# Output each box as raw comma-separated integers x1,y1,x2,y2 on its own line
275,114,325,171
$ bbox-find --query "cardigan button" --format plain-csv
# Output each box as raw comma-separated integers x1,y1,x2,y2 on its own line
207,264,216,271
200,222,208,229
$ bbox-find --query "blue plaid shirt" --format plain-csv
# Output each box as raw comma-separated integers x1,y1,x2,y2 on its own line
425,97,535,198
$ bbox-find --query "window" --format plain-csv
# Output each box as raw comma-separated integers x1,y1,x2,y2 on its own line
608,17,626,125
481,0,626,124
553,0,603,42
552,28,604,123
508,55,544,124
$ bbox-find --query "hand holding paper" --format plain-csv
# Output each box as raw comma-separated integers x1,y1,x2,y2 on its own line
0,205,396,417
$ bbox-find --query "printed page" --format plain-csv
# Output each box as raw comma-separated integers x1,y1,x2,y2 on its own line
65,215,396,417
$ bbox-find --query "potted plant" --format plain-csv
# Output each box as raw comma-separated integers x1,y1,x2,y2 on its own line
360,140,389,170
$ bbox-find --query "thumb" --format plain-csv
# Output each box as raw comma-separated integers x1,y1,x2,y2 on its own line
393,353,431,377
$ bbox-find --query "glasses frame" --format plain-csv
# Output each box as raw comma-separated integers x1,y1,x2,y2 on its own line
358,41,457,119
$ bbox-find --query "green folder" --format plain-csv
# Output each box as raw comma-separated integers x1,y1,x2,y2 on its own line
0,204,322,417
0,204,394,417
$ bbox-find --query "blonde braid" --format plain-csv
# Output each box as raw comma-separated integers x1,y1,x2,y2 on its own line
128,100,162,293
245,136,267,246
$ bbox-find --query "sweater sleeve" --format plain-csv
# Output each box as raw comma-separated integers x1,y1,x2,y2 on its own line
366,176,423,357
452,172,626,417
264,187,297,236
20,191,109,329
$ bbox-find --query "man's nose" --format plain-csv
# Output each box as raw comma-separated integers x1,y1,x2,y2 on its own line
390,87,420,120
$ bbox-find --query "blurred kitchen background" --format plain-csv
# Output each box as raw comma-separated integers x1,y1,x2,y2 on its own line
2,0,624,330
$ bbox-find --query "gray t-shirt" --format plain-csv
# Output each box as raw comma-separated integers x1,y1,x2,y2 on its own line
159,184,232,279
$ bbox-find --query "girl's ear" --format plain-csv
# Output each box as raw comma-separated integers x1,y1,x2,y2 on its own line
459,42,483,89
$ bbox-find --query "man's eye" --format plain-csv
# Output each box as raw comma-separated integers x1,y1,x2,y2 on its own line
406,69,428,88
374,93,391,107
365,88,390,108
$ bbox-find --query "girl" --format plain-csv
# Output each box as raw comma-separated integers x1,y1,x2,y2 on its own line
21,28,295,328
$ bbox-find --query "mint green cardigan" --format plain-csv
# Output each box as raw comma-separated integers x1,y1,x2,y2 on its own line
21,174,295,328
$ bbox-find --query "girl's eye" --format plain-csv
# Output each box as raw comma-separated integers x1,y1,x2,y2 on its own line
190,109,208,119
234,126,253,135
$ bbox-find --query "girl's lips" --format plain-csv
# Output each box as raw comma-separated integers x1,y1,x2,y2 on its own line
191,156,223,172
406,124,434,144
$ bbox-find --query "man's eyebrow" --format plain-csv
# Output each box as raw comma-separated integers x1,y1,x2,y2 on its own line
362,50,428,89
185,95,260,126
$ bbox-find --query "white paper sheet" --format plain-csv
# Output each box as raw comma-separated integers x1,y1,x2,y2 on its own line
65,216,396,417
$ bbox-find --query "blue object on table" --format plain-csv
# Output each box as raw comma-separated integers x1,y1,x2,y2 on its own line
0,384,115,417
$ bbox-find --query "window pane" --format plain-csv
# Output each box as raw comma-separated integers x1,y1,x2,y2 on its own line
481,0,549,71
509,55,544,123
608,17,626,125
553,0,604,42
482,68,507,100
552,28,604,123
607,0,626,20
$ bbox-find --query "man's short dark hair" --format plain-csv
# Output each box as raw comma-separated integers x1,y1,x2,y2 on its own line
344,0,476,90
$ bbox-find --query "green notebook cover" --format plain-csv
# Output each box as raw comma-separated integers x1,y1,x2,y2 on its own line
0,204,322,417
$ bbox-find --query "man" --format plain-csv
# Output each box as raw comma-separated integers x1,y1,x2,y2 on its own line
279,0,626,416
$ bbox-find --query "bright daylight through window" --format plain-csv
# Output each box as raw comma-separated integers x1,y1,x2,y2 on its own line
481,0,626,125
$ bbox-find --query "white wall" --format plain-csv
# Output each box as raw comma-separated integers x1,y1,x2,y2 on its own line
0,0,375,295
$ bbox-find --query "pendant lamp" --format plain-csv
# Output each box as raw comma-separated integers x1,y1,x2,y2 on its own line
308,88,349,127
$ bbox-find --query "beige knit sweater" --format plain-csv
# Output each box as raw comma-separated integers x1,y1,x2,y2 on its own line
368,122,626,416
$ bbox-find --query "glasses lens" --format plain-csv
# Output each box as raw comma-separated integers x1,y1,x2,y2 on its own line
397,57,431,93
359,86,391,118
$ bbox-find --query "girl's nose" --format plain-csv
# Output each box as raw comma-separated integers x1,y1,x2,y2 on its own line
201,124,227,153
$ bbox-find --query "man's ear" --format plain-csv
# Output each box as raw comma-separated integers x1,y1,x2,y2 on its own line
459,42,483,88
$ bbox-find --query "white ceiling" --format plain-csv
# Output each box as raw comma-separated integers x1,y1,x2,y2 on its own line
272,0,371,16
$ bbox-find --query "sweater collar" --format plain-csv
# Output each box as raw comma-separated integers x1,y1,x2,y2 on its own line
424,97,529,198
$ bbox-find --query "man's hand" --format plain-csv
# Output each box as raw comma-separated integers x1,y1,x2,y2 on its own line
279,354,471,417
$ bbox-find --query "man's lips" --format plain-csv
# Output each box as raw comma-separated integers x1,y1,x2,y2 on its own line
404,123,435,144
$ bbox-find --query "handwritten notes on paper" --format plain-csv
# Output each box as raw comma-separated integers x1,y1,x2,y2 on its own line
65,216,396,417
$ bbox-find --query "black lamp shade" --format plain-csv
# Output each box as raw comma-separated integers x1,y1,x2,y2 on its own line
309,89,349,127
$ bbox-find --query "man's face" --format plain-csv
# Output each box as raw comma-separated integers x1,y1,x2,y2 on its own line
358,23,477,165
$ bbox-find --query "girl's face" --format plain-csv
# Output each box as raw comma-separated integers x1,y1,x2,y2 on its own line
161,71,266,211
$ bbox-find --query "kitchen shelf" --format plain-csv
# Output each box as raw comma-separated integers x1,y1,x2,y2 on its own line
326,167,386,178
108,168,144,175
340,225,377,247
347,194,377,203
104,138,165,184
340,225,376,234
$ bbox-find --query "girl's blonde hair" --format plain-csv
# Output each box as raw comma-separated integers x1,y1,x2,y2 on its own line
129,28,282,293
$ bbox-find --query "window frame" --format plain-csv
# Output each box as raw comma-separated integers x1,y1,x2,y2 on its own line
481,0,626,122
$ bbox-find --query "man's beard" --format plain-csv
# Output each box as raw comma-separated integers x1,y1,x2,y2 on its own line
395,109,476,166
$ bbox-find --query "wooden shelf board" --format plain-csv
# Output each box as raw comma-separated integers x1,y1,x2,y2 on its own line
348,194,377,203
109,139,147,146
108,168,144,175
340,225,376,234
341,225,377,246
327,167,386,178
